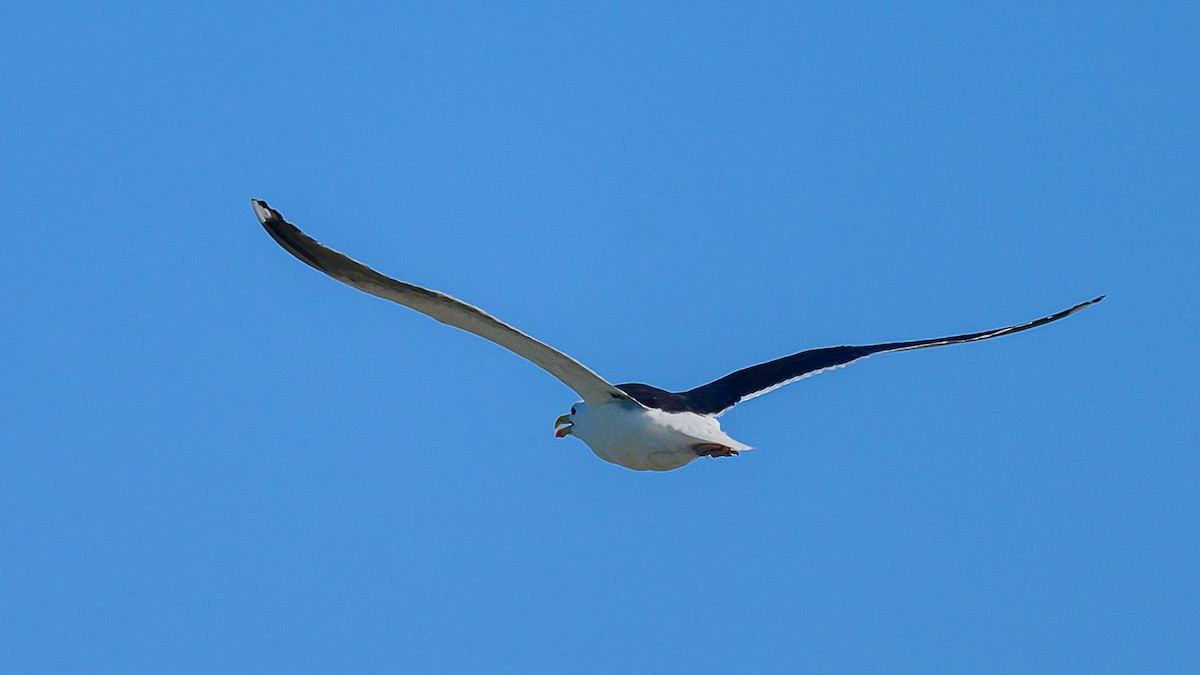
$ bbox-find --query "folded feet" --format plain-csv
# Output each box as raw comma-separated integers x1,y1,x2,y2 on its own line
693,443,739,458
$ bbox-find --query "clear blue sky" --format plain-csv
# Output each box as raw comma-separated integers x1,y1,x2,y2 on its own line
3,2,1196,672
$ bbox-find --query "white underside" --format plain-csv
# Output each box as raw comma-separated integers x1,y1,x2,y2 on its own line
576,403,752,472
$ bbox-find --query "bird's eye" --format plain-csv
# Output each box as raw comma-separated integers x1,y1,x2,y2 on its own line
571,407,577,415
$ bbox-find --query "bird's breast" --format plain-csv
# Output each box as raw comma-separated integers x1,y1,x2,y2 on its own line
578,404,747,471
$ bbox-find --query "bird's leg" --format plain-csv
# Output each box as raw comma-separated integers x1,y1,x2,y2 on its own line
693,443,739,458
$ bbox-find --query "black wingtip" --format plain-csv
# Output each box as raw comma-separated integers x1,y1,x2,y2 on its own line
250,198,329,273
251,198,278,225
1053,295,1105,322
250,197,290,245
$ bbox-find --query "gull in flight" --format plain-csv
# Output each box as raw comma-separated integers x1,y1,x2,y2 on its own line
253,199,1103,471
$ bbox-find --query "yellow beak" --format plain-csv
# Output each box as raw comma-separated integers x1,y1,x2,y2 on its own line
554,414,573,438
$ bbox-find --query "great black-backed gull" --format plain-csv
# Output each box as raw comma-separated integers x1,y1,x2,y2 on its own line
253,199,1102,472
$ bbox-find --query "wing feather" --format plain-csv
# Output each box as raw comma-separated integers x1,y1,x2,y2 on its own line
252,199,633,406
680,296,1104,415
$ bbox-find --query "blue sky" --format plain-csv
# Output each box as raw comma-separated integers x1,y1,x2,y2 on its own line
2,1,1196,671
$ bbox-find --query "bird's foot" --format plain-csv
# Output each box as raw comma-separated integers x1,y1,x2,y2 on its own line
693,443,739,458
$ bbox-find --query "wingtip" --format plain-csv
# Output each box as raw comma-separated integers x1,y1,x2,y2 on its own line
250,198,274,225
1066,294,1105,316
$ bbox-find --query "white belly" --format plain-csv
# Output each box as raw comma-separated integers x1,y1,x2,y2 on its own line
579,403,752,472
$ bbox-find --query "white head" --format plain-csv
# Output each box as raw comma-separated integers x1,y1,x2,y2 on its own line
553,401,589,443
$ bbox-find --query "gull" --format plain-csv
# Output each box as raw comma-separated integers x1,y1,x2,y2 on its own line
253,199,1103,471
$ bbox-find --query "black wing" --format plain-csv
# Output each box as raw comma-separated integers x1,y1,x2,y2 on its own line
619,296,1103,416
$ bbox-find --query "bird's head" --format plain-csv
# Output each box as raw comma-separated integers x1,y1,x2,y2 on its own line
554,402,586,440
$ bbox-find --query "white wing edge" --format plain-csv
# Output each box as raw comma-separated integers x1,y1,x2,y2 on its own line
718,358,868,415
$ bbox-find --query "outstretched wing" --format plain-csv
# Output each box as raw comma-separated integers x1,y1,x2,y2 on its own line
671,296,1104,416
252,199,634,406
